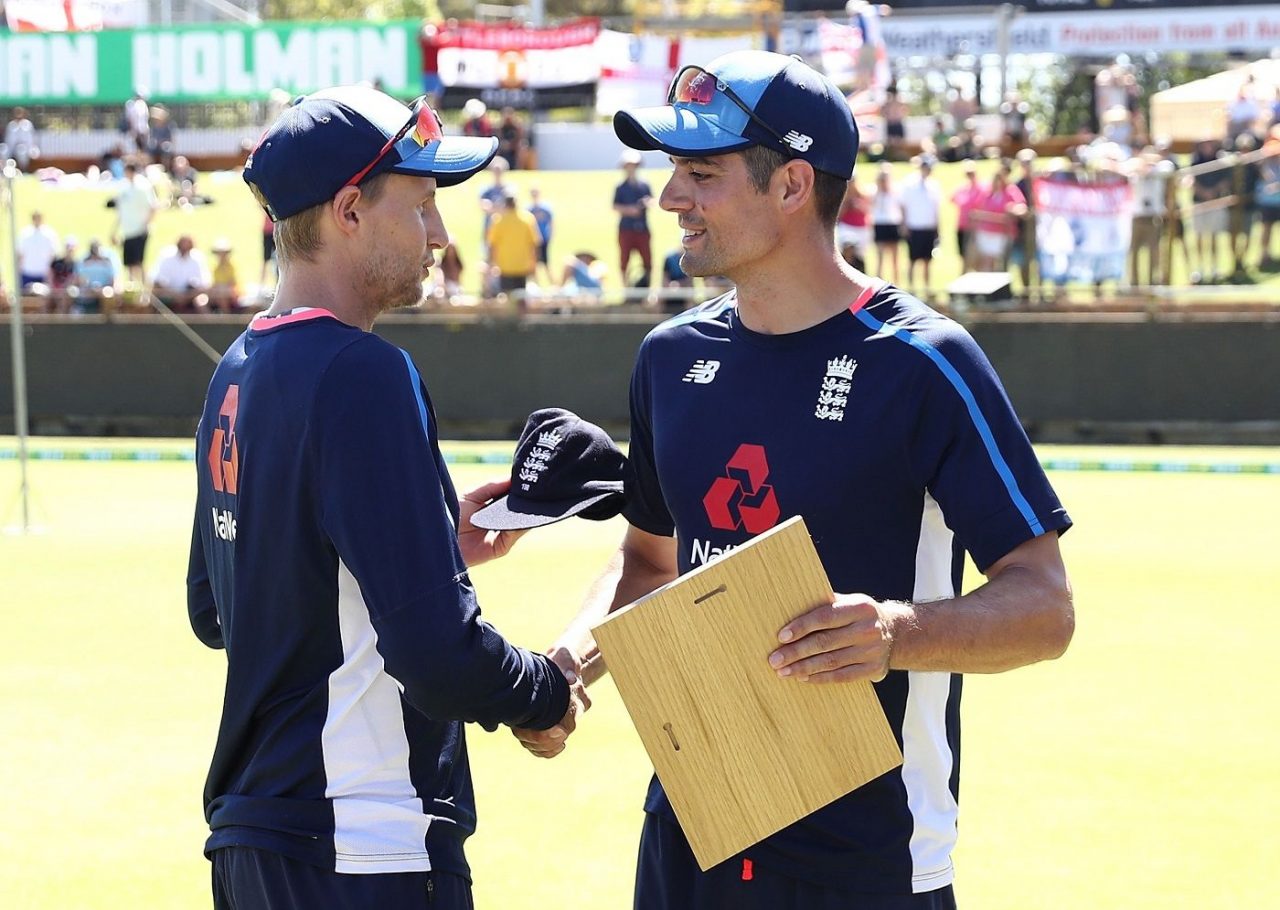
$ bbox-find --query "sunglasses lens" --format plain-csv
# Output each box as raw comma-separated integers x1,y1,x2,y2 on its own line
413,103,444,144
673,68,717,106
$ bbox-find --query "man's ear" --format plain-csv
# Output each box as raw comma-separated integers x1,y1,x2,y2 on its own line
777,159,816,217
330,185,364,238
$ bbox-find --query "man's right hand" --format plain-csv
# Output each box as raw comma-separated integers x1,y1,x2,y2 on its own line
513,647,591,759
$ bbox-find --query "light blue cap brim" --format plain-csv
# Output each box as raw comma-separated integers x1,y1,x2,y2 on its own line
614,105,753,157
389,134,499,187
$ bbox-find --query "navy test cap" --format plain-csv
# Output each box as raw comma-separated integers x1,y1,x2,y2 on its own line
244,85,498,221
471,408,628,531
613,50,859,180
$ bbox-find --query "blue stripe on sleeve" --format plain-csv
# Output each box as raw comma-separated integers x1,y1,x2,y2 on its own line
853,308,1044,536
398,349,431,440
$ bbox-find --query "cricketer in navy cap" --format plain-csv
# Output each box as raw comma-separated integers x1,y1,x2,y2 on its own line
613,50,859,180
244,85,498,221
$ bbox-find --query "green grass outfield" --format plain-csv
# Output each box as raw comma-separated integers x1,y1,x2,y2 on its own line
1,441,1277,908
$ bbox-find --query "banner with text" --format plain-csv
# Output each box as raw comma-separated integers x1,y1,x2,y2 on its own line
0,20,420,105
434,18,600,111
881,6,1280,57
1034,173,1133,286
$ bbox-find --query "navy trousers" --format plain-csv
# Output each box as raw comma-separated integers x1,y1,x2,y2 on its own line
634,813,959,910
212,847,472,910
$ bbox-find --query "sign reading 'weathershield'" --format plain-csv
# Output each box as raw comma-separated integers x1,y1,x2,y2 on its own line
0,20,420,104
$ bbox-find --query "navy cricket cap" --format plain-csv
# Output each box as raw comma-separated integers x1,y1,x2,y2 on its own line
471,408,628,531
244,85,499,221
614,50,859,180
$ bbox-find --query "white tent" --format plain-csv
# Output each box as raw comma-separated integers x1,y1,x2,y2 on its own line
1150,59,1280,143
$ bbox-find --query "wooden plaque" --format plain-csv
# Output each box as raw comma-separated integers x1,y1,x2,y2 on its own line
591,516,903,871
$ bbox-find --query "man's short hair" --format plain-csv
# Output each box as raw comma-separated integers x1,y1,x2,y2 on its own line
741,145,846,230
274,172,390,266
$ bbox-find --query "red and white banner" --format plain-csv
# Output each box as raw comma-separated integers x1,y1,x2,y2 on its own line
3,0,144,32
1034,173,1134,285
435,18,602,90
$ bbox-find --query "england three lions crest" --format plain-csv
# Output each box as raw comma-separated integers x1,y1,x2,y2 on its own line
815,355,856,421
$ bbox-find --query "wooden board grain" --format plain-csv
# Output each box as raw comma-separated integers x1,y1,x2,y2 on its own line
591,516,903,870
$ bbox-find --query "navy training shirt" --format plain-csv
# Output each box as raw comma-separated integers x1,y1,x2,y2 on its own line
624,283,1071,894
187,309,570,876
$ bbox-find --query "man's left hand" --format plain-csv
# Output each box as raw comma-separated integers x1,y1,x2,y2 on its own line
457,478,526,567
768,594,911,684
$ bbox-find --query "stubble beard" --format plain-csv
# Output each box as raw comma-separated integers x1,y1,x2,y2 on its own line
360,245,425,315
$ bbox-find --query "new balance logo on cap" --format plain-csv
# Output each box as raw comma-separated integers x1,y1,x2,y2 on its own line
683,360,721,384
783,131,813,152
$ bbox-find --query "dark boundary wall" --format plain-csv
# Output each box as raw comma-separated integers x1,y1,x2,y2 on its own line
1,315,1278,443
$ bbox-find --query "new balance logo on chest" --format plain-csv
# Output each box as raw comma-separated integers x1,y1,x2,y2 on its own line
682,359,721,384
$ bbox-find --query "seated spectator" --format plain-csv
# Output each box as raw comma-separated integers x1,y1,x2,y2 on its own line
150,234,210,312
170,155,210,206
209,238,240,313
560,251,606,299
50,237,81,313
496,107,528,170
462,98,493,138
74,239,120,313
3,107,38,172
98,144,125,181
428,242,465,304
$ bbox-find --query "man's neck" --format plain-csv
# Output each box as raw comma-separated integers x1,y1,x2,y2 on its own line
267,265,374,332
732,245,874,336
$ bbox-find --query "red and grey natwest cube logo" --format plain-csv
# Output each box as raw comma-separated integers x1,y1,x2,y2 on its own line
702,444,780,533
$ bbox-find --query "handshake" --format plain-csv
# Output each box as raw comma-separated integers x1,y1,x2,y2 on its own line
514,645,592,759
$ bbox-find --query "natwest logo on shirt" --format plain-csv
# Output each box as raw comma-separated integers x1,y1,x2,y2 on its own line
208,384,240,495
702,443,780,533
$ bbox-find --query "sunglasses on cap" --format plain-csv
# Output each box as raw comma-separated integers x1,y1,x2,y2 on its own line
668,65,793,156
344,96,445,188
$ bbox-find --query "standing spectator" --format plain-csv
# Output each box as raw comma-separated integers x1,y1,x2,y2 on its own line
123,91,150,154
970,167,1027,272
74,239,119,313
870,163,903,285
3,107,38,171
1094,63,1129,134
150,234,211,312
1128,148,1175,287
951,160,984,271
478,156,510,239
899,156,942,291
17,211,59,291
209,238,240,313
486,192,540,303
1229,132,1260,279
1012,150,1039,289
1189,137,1230,284
1226,81,1261,149
613,149,653,290
882,86,906,160
462,98,493,138
496,107,528,170
113,162,158,287
528,187,554,287
419,23,445,107
1254,136,1280,271
430,242,465,303
148,106,175,169
836,180,870,271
